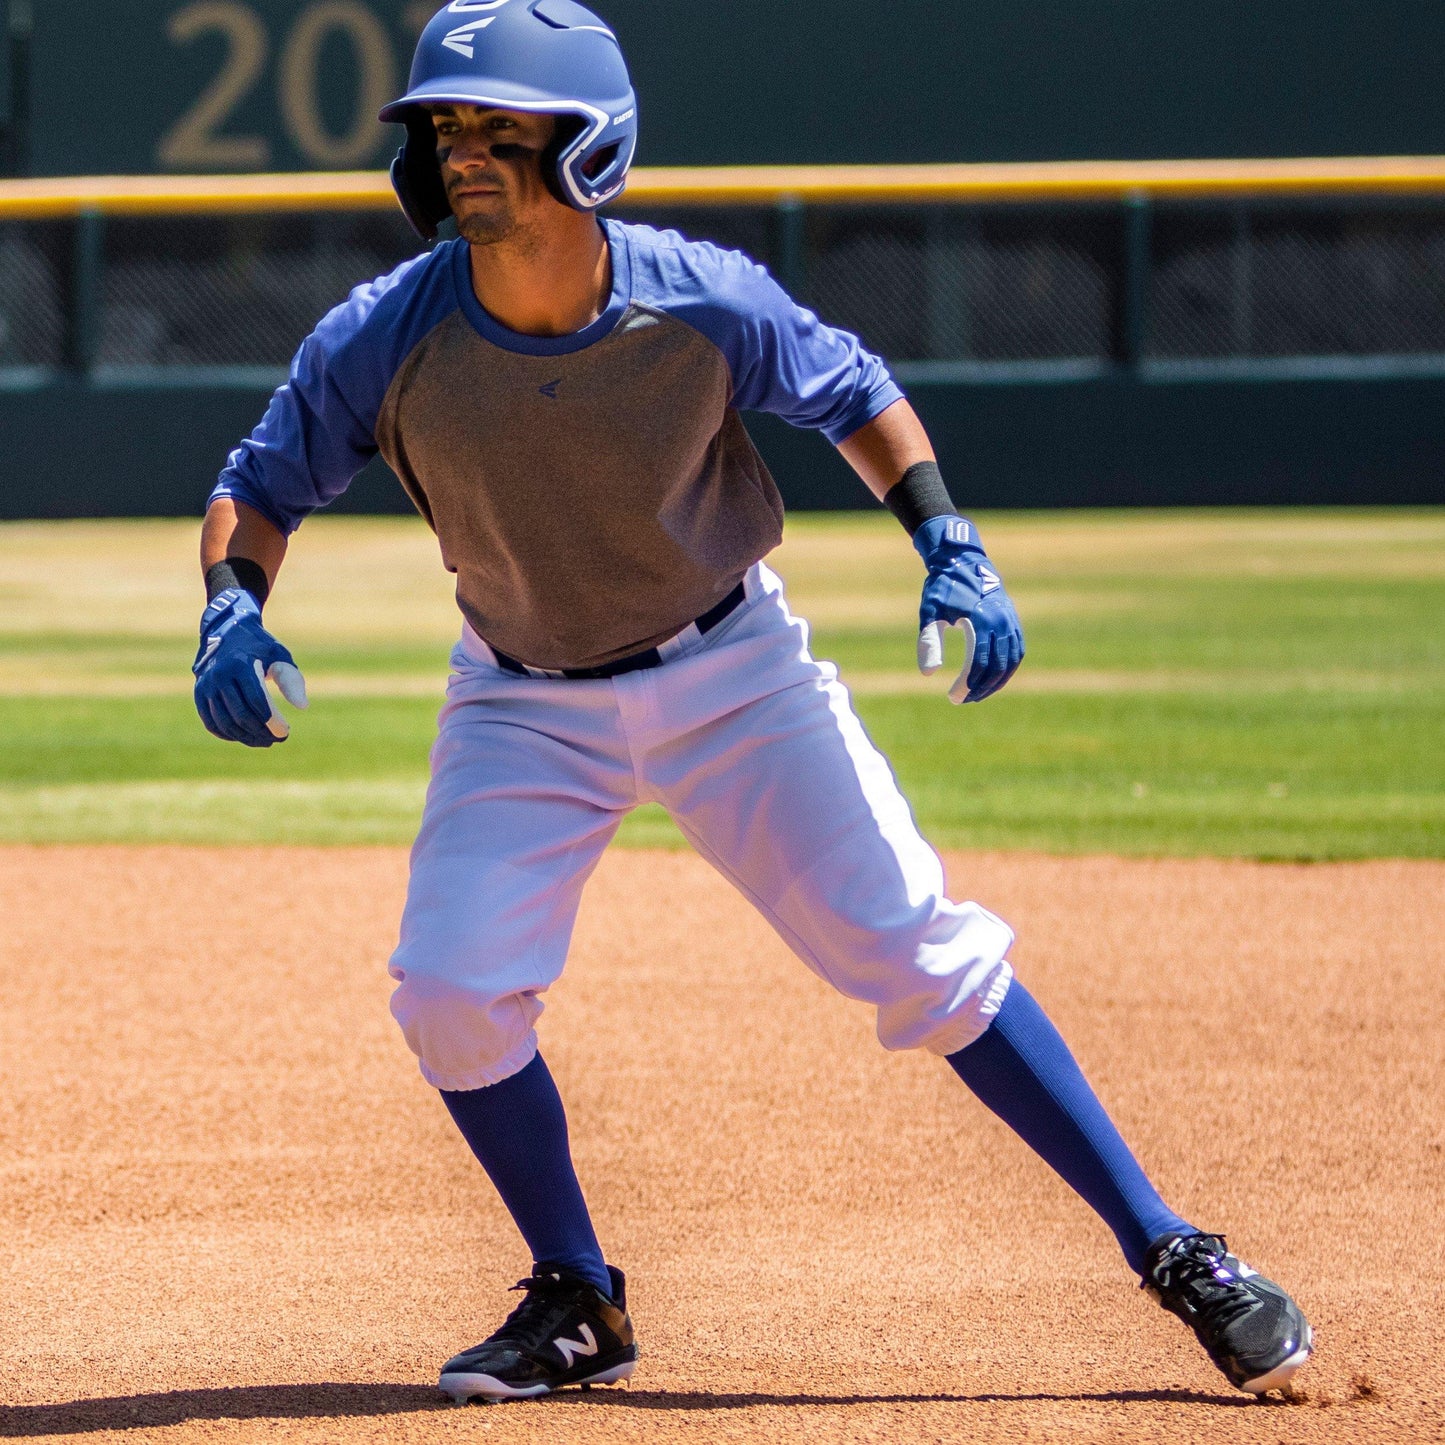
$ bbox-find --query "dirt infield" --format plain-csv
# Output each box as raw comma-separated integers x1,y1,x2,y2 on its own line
3,847,1442,1443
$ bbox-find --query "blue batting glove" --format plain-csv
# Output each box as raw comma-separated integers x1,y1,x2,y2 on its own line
192,587,308,747
914,516,1025,704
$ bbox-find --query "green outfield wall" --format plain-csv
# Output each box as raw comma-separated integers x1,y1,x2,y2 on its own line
3,373,1443,521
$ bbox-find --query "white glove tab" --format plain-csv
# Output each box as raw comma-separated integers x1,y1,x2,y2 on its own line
917,618,978,707
914,515,1025,706
252,658,310,740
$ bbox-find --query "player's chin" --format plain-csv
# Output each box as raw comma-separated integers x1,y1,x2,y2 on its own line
451,198,516,245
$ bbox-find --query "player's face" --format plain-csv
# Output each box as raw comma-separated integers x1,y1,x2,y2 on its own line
431,105,560,246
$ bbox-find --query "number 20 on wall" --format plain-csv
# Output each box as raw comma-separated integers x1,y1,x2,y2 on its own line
158,1,434,170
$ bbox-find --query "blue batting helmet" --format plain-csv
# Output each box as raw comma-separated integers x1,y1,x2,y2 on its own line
380,0,637,239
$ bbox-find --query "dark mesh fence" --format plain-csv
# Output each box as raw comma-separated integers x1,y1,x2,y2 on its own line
1149,203,1445,358
626,205,1117,361
4,198,1445,373
97,212,421,368
1250,208,1445,355
0,221,67,366
1147,210,1243,359
804,207,1116,362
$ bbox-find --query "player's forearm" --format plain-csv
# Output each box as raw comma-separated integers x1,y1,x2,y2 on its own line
835,398,936,504
200,498,289,603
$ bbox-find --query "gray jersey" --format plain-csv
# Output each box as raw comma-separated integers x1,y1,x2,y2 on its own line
213,221,901,670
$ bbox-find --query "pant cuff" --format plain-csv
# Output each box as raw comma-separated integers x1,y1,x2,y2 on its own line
923,959,1015,1057
418,1035,539,1093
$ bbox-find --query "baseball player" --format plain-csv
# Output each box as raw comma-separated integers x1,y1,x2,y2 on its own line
193,0,1312,1405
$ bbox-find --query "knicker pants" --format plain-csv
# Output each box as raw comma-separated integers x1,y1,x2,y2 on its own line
388,564,1014,1091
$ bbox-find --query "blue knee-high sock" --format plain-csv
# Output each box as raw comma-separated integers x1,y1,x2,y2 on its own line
440,1053,612,1298
946,981,1193,1273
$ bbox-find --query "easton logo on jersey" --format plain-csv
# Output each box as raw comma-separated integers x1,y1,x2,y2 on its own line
538,379,563,399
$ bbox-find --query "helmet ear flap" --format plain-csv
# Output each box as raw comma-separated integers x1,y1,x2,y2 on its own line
391,112,451,242
540,114,587,208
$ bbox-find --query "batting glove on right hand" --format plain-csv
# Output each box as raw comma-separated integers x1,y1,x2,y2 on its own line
192,587,308,747
914,515,1025,704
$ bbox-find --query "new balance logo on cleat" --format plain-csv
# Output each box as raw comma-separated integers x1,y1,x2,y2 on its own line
439,1266,638,1404
552,1323,598,1368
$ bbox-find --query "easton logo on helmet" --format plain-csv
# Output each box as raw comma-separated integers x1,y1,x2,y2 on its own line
443,19,498,56
442,0,512,55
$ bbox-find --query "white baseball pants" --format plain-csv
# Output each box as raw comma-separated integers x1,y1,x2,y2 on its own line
389,564,1014,1091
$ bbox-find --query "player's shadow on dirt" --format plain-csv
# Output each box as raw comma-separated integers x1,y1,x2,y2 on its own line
0,1382,1264,1433
0,1385,447,1436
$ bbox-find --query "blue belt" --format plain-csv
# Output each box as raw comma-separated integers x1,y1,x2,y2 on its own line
490,581,748,681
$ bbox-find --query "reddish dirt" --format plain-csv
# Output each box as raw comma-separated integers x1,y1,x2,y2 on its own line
2,846,1442,1443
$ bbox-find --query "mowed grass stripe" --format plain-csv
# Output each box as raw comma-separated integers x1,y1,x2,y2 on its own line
0,779,430,845
0,779,688,848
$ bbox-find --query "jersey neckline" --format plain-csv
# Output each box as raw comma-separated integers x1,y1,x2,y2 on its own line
449,220,632,356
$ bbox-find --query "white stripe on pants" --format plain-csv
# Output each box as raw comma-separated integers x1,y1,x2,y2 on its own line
388,564,1014,1091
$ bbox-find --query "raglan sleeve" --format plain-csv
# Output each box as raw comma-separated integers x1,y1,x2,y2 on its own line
710,250,905,446
209,260,429,535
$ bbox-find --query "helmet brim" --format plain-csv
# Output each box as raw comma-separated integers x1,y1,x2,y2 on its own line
380,79,618,124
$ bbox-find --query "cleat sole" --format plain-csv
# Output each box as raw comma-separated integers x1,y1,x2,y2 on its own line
1240,1327,1314,1396
440,1357,637,1404
442,1372,550,1404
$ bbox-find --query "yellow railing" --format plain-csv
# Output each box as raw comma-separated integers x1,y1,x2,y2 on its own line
5,156,1445,218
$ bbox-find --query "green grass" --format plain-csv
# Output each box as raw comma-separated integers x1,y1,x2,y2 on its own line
864,692,1441,859
1,510,1441,856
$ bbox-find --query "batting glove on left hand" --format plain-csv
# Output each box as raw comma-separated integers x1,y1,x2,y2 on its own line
914,516,1025,704
193,587,308,747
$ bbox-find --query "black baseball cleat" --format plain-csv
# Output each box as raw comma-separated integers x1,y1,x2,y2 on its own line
439,1264,638,1404
1141,1232,1313,1395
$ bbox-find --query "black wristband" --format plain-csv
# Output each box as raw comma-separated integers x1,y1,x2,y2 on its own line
882,460,957,535
205,558,271,607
